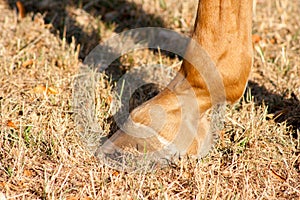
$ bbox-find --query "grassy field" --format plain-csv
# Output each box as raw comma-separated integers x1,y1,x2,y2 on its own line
0,0,299,199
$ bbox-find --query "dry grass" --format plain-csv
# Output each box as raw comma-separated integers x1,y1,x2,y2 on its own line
0,0,299,199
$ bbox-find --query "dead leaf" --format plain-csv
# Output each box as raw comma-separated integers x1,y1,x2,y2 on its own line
82,197,92,200
269,37,277,44
7,120,17,129
32,85,47,94
268,162,287,182
266,113,274,119
23,169,33,177
32,85,58,95
0,182,6,188
21,59,34,68
112,171,120,176
47,86,58,95
269,169,287,182
66,197,78,200
16,1,25,19
252,34,261,44
106,95,112,105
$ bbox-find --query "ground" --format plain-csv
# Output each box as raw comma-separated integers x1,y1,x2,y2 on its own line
0,0,299,199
